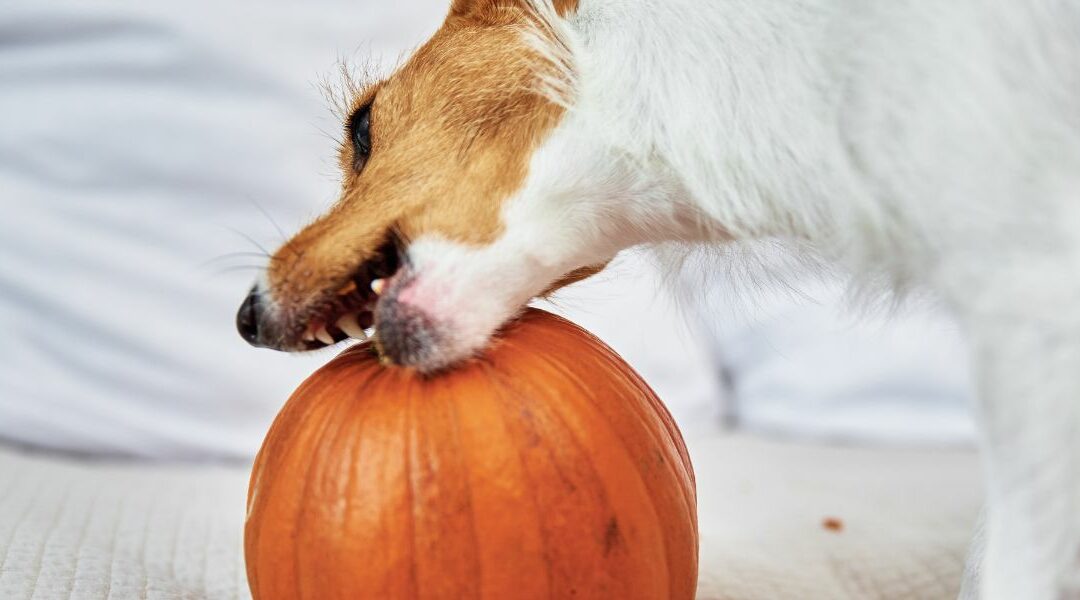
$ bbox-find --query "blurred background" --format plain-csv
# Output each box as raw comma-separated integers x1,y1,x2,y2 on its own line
0,1,983,598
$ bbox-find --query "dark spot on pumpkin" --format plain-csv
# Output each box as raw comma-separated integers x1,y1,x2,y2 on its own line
603,517,621,555
517,406,543,448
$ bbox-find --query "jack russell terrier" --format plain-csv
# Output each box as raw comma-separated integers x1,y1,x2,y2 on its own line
236,1,1080,597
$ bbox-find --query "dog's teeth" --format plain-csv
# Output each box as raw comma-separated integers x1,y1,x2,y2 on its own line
336,313,368,340
315,325,334,345
337,280,358,296
302,329,316,342
370,278,385,295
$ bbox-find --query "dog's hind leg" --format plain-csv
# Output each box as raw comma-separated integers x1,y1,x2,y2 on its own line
951,256,1080,599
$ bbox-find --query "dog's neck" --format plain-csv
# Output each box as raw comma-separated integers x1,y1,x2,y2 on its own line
561,0,871,252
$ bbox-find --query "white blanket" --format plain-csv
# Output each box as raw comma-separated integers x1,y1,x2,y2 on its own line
0,435,981,600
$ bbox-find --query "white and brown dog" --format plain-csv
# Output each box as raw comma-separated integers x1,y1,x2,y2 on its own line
236,0,1080,597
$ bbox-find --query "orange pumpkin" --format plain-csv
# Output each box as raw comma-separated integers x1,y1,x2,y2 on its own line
245,308,698,600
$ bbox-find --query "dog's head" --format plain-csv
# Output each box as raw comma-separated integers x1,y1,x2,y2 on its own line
237,0,673,371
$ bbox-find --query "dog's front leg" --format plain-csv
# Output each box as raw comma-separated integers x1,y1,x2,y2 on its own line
958,508,985,599
959,264,1080,599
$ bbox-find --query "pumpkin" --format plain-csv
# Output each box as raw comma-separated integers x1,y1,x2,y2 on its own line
245,308,698,600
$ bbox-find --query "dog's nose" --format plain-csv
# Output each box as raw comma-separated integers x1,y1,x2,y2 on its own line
236,287,262,346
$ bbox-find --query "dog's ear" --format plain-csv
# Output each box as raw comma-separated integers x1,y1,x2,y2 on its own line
448,0,485,16
449,0,577,21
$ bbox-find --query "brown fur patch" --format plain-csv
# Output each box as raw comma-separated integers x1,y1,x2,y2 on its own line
452,0,579,20
541,262,611,297
266,0,576,319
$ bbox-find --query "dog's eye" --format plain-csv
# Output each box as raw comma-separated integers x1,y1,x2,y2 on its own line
349,104,372,171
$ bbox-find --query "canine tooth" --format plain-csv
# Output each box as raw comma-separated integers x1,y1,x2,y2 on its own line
337,280,358,295
370,278,385,295
302,329,316,342
336,313,367,340
315,326,334,345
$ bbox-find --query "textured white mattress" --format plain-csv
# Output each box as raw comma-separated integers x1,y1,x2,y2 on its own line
0,434,981,600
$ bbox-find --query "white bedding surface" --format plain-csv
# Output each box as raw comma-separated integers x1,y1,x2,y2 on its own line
0,449,249,600
0,435,981,600
693,435,981,599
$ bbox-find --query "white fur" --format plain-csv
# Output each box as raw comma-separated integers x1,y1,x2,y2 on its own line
406,1,1080,597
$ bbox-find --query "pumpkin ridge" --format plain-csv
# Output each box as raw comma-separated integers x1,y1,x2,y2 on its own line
402,371,420,599
617,357,696,489
343,365,419,598
526,326,697,522
443,373,485,597
544,328,699,596
425,373,486,595
248,363,344,525
495,366,605,594
503,336,672,596
333,360,381,593
481,360,558,597
510,329,690,510
293,369,366,600
485,350,646,598
249,370,354,598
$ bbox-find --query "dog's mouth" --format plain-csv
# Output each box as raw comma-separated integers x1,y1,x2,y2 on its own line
290,236,403,351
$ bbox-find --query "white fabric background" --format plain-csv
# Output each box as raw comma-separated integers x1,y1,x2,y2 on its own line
0,0,445,459
685,271,975,445
0,0,974,460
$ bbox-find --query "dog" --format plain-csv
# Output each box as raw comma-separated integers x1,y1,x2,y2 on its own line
236,0,1080,597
